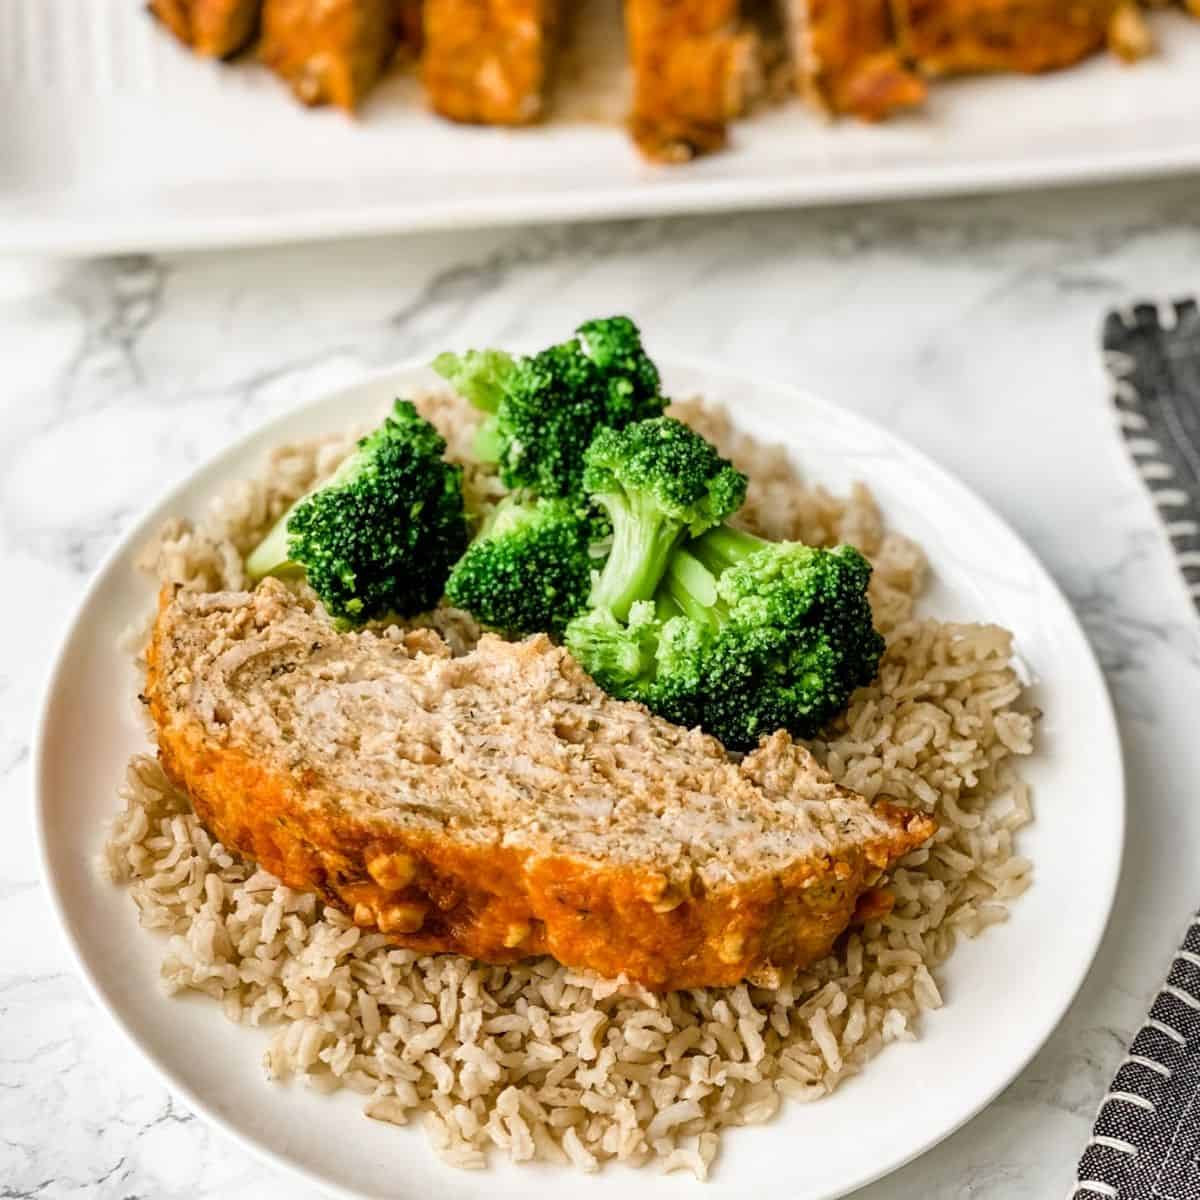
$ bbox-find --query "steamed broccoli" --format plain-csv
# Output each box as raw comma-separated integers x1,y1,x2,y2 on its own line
581,417,748,621
428,348,514,462
562,414,746,719
563,599,686,715
245,400,467,624
433,316,665,499
662,527,884,744
566,523,884,750
445,415,742,637
445,496,595,635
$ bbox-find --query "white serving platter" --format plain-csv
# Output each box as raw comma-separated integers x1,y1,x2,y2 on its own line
1,3,1199,255
36,358,1124,1199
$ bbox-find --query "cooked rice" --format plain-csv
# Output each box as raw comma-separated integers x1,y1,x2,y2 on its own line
103,390,1035,1180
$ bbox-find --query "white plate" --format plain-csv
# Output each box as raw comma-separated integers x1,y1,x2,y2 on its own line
3,3,1200,254
36,359,1124,1200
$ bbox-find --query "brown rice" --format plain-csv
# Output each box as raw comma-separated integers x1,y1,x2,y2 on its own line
102,391,1035,1179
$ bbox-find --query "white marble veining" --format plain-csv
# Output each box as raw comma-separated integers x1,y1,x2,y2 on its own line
4,178,1200,1198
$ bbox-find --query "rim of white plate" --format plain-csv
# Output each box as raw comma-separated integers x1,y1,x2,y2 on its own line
33,355,1125,1200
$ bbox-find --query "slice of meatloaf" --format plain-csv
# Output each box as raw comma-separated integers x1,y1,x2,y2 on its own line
625,0,761,161
149,0,262,58
422,0,560,125
259,0,398,110
147,579,934,990
891,0,1121,76
778,0,927,120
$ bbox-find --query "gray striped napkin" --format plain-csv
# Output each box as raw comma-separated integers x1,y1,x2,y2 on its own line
1073,301,1200,1200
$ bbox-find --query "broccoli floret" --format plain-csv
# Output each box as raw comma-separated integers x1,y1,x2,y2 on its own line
445,496,594,635
566,598,709,729
430,348,513,415
562,416,746,720
582,417,748,621
245,400,467,625
433,316,665,498
446,411,743,638
661,526,884,745
566,522,884,750
563,600,662,698
430,348,515,462
576,315,662,409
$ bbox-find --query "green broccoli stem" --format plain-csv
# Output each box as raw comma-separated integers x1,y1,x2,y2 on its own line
659,525,769,629
244,515,294,580
589,495,687,622
473,418,503,464
245,450,363,580
659,548,719,627
653,589,685,621
689,524,769,574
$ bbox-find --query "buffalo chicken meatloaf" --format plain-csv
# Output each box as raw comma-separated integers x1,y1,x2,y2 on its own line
149,0,1190,154
779,0,927,120
891,0,1124,76
625,0,761,161
147,580,935,991
149,0,262,57
422,0,561,125
258,0,400,109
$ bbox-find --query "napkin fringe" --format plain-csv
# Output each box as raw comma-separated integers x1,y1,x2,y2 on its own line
1078,302,1200,1199
1103,299,1200,616
1074,911,1200,1197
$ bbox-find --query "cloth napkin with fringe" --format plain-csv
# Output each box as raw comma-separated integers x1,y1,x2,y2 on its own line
1073,300,1200,1200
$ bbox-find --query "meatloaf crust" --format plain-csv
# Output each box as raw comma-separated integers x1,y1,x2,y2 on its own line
149,0,262,58
892,0,1121,75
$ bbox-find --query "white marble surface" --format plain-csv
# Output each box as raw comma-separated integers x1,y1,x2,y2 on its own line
4,179,1200,1198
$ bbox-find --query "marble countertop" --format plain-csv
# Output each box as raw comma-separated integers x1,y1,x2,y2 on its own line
4,178,1200,1199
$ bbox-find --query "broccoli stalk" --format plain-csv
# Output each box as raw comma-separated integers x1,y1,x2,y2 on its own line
657,524,764,626
245,400,467,625
433,316,666,499
580,417,748,622
244,449,360,582
445,496,595,635
589,485,690,622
